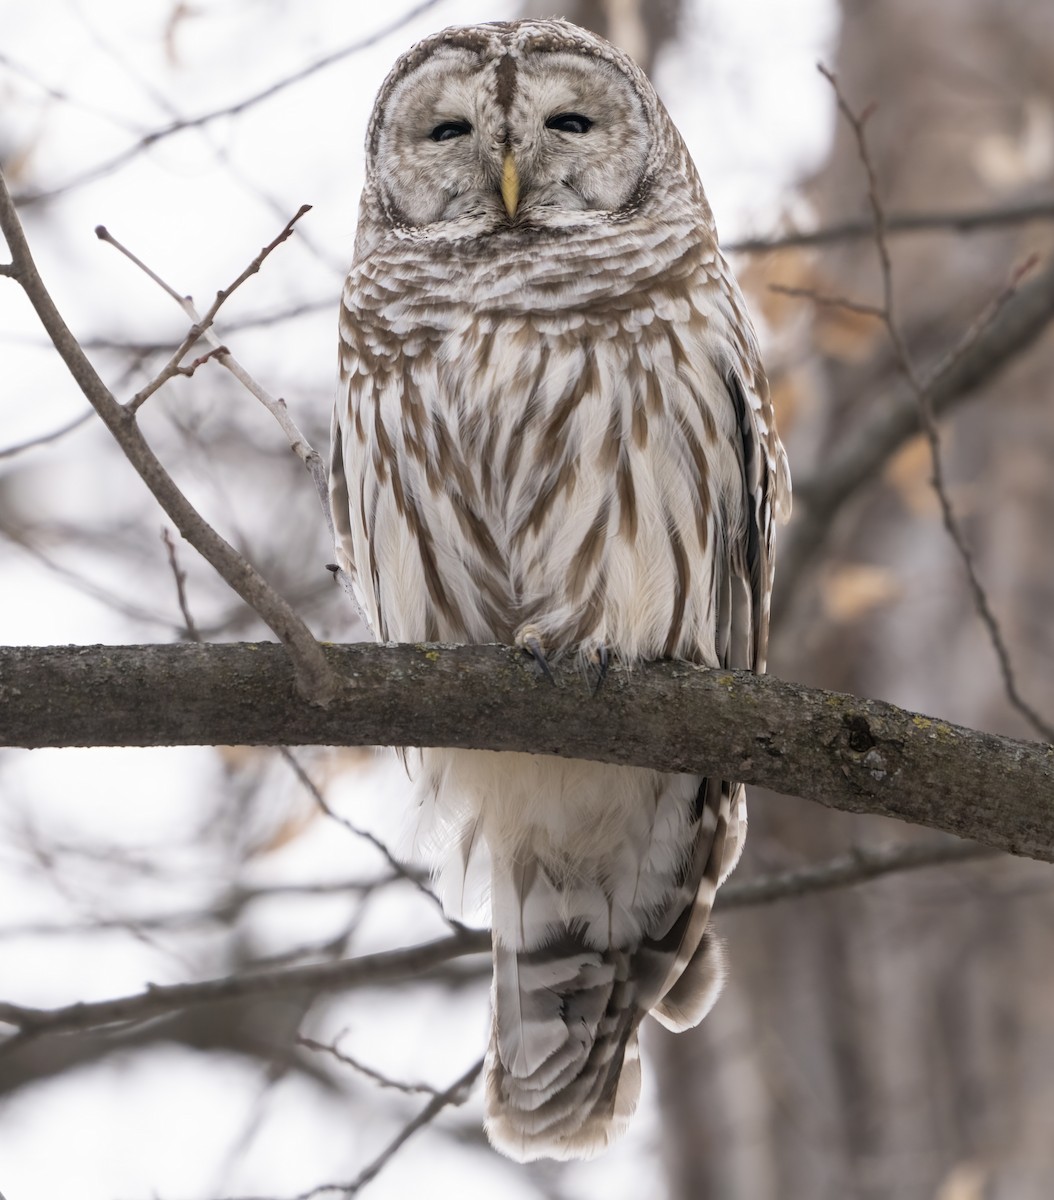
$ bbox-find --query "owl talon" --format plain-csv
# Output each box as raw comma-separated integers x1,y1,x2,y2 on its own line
517,626,556,685
589,645,610,696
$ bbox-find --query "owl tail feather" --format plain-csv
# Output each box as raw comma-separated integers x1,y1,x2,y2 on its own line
482,780,740,1161
484,934,645,1162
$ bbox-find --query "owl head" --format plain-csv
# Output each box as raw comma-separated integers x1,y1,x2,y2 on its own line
358,19,707,241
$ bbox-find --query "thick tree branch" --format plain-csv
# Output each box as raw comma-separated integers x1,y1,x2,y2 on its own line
1,642,1051,861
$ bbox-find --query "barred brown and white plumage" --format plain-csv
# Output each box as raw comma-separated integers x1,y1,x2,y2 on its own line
330,18,791,1162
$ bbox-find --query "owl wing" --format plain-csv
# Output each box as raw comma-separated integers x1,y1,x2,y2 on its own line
650,339,791,1034
717,364,791,676
329,284,395,641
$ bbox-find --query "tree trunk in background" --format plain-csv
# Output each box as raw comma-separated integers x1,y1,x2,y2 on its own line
518,0,682,77
525,2,1054,1197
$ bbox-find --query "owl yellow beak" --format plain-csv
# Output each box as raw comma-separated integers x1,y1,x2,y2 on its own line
501,150,520,218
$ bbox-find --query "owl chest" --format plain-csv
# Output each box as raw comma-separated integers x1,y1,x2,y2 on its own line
371,318,727,519
350,313,736,653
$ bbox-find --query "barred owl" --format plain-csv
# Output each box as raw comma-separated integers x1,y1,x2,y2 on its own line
330,19,790,1162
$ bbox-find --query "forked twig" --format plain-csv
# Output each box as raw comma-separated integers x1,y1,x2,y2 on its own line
297,1034,450,1098
0,168,338,704
279,748,453,926
96,217,352,592
161,527,201,640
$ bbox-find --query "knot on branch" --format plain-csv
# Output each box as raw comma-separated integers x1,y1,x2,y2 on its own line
843,713,877,754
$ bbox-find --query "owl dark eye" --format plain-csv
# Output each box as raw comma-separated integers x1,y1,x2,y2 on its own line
546,113,593,134
430,120,472,142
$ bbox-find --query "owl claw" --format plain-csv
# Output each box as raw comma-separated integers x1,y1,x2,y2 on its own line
516,626,556,685
589,645,610,696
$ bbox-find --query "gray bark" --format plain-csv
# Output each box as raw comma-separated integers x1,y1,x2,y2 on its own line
1,641,1051,860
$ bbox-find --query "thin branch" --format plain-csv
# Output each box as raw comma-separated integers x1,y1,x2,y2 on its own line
216,1056,486,1200
11,1,453,207
161,527,201,640
717,838,998,909
818,65,1054,743
0,169,337,704
74,296,335,354
0,930,490,1039
323,1056,484,1198
0,408,95,459
1,643,1052,861
0,49,143,132
726,197,1054,254
0,832,1009,1045
278,748,450,923
0,518,197,632
297,1035,449,1097
96,219,336,545
767,282,886,319
0,878,397,940
101,205,312,414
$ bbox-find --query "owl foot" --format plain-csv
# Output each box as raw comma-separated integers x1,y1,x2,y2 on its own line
516,624,556,685
588,644,610,696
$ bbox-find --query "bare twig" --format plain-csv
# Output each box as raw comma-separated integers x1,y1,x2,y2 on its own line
325,1056,484,1198
0,931,489,1039
0,408,94,459
0,830,1010,1045
768,282,886,319
101,205,312,413
96,218,336,543
726,197,1054,254
161,527,201,640
0,169,337,703
12,2,452,208
775,250,1054,609
297,1034,449,1097
818,65,1054,743
0,515,205,633
216,1056,486,1200
717,838,997,909
278,748,451,923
